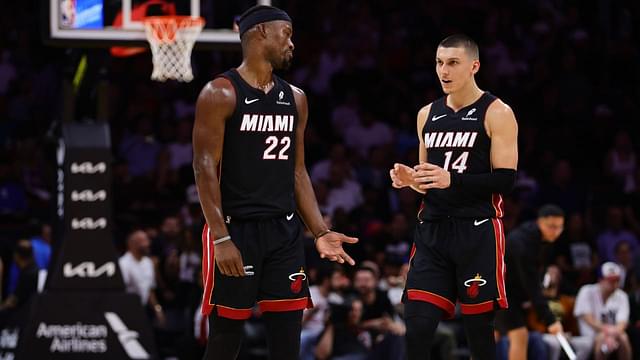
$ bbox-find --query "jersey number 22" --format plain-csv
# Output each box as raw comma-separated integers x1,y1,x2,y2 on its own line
263,136,291,160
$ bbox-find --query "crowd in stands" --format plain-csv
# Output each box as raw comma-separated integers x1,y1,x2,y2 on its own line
1,0,640,359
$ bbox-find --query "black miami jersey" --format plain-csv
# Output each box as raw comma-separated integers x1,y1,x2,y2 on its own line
419,92,504,220
217,69,298,219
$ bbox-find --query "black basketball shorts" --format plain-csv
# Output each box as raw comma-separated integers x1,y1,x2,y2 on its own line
403,217,508,318
200,214,312,319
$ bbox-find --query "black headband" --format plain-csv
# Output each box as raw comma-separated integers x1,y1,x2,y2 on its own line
237,5,292,38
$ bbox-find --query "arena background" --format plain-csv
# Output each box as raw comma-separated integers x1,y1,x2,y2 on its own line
0,0,639,359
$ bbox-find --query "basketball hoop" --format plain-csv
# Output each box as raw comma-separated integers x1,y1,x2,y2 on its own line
143,16,205,82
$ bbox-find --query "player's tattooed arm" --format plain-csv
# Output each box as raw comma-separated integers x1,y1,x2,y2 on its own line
291,85,358,266
193,78,246,277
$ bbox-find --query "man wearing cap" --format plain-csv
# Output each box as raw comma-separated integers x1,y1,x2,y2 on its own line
192,4,358,360
574,262,632,359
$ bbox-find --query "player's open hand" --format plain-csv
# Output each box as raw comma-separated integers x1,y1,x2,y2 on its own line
214,240,246,277
389,163,416,188
413,162,451,189
315,231,358,266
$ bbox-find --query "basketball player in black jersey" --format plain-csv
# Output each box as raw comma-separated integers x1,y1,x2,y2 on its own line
192,5,358,360
390,34,518,360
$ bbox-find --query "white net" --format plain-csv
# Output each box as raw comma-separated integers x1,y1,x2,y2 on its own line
144,16,205,82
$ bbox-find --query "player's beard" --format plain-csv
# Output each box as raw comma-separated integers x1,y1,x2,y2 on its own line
270,50,292,71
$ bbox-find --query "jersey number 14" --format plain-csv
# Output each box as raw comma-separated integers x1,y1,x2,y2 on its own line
443,151,469,173
263,136,291,160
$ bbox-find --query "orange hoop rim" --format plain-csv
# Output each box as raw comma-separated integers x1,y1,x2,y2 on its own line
144,16,205,42
143,15,205,27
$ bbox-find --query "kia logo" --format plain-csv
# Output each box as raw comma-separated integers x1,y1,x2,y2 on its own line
63,261,116,278
70,162,106,174
71,217,107,230
71,190,107,202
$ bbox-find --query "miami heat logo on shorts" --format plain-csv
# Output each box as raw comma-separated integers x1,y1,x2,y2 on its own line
464,274,487,299
288,267,306,294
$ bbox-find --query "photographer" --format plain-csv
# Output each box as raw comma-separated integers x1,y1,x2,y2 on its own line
315,296,369,360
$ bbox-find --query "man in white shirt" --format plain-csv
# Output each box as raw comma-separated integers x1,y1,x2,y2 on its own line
574,262,632,359
119,230,165,325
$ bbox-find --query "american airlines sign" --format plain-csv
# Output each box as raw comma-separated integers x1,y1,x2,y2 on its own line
70,162,107,174
33,313,149,358
71,190,107,202
71,217,107,230
63,262,116,278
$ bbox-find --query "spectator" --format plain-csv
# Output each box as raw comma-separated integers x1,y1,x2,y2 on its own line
7,223,52,295
119,230,165,326
596,205,639,263
574,262,632,359
315,296,369,360
353,266,405,358
343,110,393,159
326,162,364,216
118,115,162,178
166,118,193,171
0,50,16,96
554,212,598,290
0,156,27,216
606,131,636,194
330,91,361,137
328,265,352,304
300,266,332,360
0,240,38,311
537,159,585,215
311,143,354,183
536,265,592,360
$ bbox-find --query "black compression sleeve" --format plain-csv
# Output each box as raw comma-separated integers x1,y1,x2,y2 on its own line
450,168,516,194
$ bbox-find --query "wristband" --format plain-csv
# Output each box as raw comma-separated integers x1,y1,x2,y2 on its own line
213,235,231,245
314,229,332,243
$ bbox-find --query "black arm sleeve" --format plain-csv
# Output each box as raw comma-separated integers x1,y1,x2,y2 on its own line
450,168,516,195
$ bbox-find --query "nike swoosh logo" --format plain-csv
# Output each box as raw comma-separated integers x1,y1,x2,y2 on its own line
474,219,489,226
286,213,294,221
244,98,259,104
432,114,447,121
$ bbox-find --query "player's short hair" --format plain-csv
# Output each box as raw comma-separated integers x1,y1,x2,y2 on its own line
537,204,565,218
438,34,479,60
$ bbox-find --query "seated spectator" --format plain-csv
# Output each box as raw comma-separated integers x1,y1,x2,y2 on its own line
343,110,394,160
597,205,639,263
532,265,592,360
311,143,355,183
554,212,598,290
0,240,38,312
605,131,636,194
574,262,632,359
7,222,52,295
326,162,364,217
627,263,640,359
353,265,405,358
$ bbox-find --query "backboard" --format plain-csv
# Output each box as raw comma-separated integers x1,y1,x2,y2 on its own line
47,0,272,49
